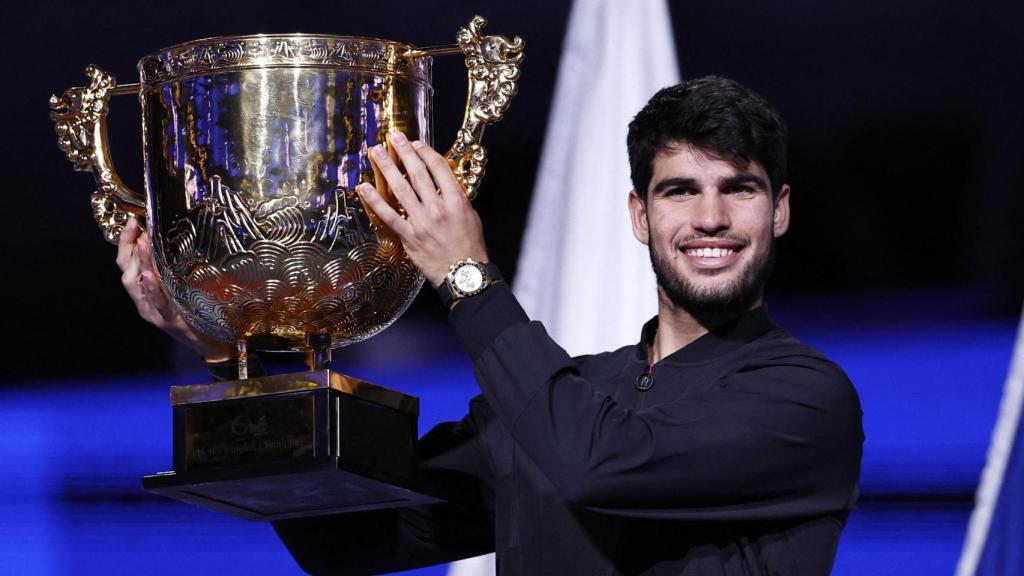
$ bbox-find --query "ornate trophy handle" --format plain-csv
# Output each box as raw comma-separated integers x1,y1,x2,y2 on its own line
50,65,146,244
445,16,524,200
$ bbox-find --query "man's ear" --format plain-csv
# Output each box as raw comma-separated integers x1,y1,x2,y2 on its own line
773,184,791,238
628,190,650,245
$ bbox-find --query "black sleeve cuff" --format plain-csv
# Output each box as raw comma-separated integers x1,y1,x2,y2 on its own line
448,282,531,359
206,354,267,381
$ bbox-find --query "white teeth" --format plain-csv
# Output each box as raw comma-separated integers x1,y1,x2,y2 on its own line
686,247,734,258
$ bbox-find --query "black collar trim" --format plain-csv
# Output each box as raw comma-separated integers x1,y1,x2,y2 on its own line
635,306,777,366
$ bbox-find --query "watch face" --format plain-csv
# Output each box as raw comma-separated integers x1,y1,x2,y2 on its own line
453,264,485,294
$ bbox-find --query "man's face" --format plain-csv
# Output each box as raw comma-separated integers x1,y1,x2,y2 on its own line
628,142,790,315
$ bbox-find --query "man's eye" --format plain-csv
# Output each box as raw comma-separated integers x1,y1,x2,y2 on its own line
726,186,755,195
666,188,695,196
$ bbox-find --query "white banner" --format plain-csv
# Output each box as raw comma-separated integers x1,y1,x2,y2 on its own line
511,0,678,357
956,304,1024,576
449,0,679,573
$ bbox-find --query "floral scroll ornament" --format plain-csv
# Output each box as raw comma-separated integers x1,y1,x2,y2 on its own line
446,16,525,199
49,65,145,243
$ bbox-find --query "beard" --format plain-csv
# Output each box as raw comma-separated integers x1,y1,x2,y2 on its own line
649,236,775,317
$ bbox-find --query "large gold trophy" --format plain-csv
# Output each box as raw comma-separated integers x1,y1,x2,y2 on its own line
49,16,522,520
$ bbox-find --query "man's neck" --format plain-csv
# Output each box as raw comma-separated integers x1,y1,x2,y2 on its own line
648,290,763,365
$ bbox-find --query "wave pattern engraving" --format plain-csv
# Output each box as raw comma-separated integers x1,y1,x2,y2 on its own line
157,178,423,350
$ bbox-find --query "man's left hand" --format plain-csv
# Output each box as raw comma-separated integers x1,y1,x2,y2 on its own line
357,131,489,289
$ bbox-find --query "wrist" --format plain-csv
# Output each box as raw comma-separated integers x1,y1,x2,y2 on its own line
202,351,235,363
195,338,236,363
437,258,503,308
426,251,490,288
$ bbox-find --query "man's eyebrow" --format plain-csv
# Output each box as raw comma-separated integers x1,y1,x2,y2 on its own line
650,174,769,194
720,173,769,190
650,177,697,194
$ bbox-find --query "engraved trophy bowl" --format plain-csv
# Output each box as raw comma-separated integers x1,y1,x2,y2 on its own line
49,16,523,521
51,15,523,357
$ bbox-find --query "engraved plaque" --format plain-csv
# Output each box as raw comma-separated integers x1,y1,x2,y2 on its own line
184,394,316,469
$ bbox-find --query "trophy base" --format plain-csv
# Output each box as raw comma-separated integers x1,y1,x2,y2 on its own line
142,369,440,520
143,457,440,520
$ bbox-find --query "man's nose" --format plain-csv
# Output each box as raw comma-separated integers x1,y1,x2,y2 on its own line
693,192,730,234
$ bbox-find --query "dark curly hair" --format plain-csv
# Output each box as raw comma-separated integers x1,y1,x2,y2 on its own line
627,76,788,200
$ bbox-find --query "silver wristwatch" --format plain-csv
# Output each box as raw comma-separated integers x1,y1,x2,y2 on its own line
437,258,502,307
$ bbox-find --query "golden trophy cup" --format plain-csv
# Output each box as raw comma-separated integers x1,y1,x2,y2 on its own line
49,16,523,520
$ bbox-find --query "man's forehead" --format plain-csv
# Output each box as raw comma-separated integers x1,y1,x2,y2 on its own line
655,141,753,168
652,142,766,180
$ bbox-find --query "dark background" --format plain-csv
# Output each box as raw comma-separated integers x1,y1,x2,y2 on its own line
3,0,1022,380
1,3,1020,574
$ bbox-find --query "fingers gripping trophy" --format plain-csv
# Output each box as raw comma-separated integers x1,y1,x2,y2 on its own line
49,16,523,520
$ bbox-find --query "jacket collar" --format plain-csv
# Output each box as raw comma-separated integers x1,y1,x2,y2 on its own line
636,306,777,366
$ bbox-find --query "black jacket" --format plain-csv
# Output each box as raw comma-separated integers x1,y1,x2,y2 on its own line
273,283,864,575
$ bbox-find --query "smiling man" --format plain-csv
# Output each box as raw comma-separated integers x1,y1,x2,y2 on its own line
278,76,861,575
624,78,793,361
119,76,863,575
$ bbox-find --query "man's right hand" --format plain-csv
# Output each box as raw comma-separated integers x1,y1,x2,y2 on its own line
116,216,235,362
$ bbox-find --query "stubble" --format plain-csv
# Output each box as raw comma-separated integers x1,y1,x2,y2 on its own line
649,236,775,317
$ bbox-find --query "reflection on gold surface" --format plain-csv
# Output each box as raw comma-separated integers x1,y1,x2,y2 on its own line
50,17,523,352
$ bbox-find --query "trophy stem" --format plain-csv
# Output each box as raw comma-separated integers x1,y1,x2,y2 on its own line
236,339,249,380
305,332,332,371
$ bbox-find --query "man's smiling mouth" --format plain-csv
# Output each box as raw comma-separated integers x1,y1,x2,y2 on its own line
685,247,736,258
679,240,746,270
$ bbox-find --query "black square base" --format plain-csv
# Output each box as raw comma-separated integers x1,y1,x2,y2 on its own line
143,370,440,520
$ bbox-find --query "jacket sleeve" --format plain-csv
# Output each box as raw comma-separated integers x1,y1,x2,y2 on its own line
271,399,496,575
450,283,863,522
